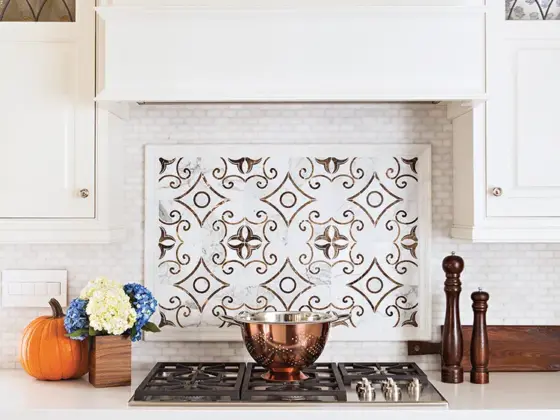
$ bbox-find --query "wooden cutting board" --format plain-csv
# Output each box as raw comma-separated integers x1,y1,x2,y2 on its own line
408,326,560,372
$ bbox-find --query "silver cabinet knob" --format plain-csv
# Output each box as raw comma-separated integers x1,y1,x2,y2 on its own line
79,189,90,199
491,187,503,197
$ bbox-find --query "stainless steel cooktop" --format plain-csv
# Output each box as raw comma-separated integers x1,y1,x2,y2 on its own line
129,362,447,408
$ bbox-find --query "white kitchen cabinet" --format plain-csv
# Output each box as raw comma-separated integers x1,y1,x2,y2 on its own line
0,22,94,218
486,36,560,218
451,3,560,242
0,0,124,243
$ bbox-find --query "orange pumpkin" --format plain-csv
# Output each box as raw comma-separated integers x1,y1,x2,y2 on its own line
20,298,89,380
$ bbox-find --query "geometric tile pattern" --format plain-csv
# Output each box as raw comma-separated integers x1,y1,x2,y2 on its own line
146,145,431,341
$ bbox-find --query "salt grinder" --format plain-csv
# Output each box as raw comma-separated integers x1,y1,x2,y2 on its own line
441,252,464,383
470,288,490,384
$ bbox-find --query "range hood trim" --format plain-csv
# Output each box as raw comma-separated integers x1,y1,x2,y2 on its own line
134,101,444,105
95,92,488,104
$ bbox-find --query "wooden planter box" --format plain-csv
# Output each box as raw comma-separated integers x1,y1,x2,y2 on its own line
89,335,131,388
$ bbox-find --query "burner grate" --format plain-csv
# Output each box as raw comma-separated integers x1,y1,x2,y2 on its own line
133,362,245,402
338,362,428,385
242,363,347,402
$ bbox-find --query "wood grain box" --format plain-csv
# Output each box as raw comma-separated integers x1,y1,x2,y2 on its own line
89,336,131,388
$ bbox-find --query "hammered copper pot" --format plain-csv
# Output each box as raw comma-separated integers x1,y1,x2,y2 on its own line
219,311,350,382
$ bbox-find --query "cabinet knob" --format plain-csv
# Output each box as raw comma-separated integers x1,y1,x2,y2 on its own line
79,189,90,199
491,187,503,197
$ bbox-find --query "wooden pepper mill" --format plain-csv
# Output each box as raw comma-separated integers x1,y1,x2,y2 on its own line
470,288,490,384
441,252,464,383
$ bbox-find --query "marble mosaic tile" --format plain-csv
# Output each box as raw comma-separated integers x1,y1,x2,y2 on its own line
145,144,431,341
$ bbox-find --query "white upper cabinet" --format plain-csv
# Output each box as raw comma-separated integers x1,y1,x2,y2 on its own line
451,1,560,242
0,0,124,243
0,1,94,218
95,0,487,102
484,1,560,219
486,36,560,218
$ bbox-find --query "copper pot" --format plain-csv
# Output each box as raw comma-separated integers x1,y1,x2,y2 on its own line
219,311,350,382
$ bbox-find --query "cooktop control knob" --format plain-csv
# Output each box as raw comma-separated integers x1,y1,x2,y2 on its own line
381,377,395,393
407,378,422,401
355,377,369,393
356,378,375,402
408,378,422,391
384,383,402,402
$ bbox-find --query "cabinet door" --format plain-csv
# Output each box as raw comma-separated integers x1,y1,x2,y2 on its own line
0,1,95,218
486,36,560,217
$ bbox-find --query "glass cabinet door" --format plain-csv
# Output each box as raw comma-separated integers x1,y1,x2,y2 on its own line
0,0,75,22
506,0,560,20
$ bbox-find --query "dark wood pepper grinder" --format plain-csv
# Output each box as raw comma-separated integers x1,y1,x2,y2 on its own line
441,252,464,383
470,288,490,384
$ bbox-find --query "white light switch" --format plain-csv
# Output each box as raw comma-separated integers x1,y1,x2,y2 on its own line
1,270,67,308
47,282,61,296
21,283,35,296
34,283,47,296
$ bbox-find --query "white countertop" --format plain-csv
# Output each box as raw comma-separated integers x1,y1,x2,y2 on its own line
1,370,559,420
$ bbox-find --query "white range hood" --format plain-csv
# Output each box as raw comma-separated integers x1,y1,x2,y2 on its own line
95,0,487,103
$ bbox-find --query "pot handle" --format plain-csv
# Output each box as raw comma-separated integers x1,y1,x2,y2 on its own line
218,314,242,328
330,312,352,327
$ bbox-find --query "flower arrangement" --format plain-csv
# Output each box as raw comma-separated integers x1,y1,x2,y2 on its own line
64,277,160,342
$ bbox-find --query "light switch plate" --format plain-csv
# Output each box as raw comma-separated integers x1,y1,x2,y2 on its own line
1,270,67,308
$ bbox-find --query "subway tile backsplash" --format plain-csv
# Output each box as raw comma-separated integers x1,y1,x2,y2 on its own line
1,103,560,370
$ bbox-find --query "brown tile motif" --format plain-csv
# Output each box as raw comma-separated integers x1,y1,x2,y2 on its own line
227,225,263,260
174,174,230,226
147,146,430,340
260,173,316,225
314,225,350,260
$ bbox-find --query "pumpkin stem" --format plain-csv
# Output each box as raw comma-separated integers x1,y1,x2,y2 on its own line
49,298,65,318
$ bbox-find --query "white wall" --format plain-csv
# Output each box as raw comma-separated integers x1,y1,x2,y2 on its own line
1,103,559,370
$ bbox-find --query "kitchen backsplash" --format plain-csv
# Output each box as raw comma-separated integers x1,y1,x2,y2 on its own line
146,143,431,342
1,103,559,370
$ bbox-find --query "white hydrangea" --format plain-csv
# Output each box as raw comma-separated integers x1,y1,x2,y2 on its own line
80,277,123,300
80,277,136,336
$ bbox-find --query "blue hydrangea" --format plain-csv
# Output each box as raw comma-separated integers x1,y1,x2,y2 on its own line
64,298,89,341
124,283,158,342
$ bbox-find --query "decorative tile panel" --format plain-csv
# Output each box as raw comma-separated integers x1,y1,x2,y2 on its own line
145,145,431,341
506,0,560,20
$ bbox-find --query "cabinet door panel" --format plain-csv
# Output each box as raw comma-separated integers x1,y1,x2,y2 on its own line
0,4,95,219
487,39,560,217
517,50,560,188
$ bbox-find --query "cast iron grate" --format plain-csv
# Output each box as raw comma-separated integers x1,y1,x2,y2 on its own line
338,362,428,385
133,362,245,402
241,363,347,402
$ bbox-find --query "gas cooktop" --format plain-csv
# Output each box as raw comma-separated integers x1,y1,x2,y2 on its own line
130,362,447,408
